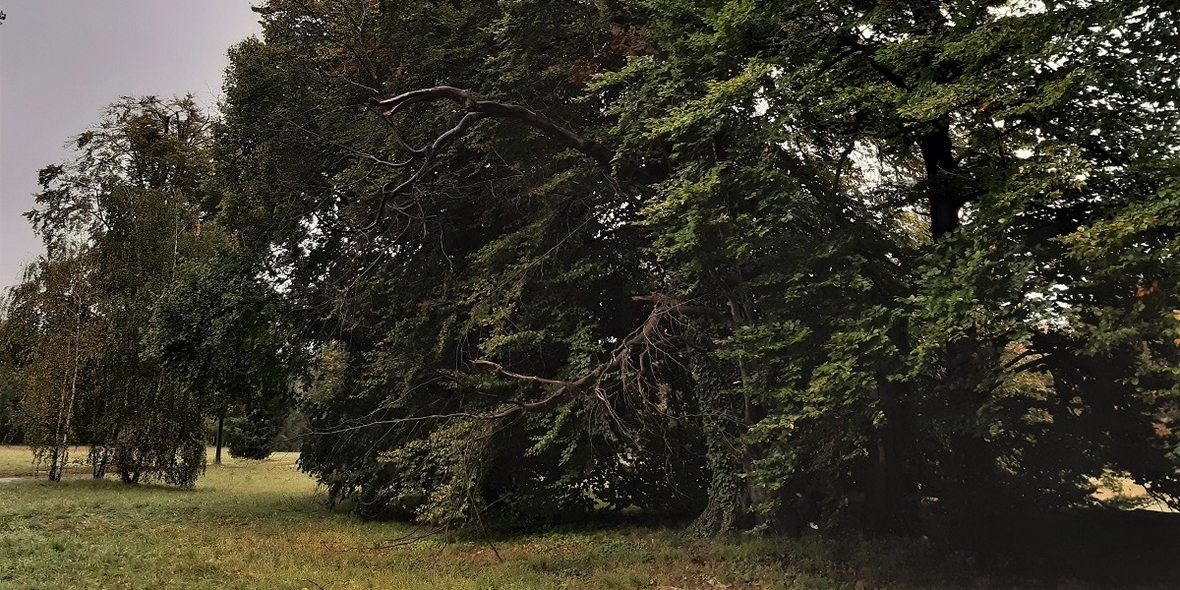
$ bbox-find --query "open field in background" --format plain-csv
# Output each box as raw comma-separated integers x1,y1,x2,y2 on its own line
1,446,1178,590
0,445,93,479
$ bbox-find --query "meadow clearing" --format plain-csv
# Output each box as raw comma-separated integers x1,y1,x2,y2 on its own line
0,446,1176,590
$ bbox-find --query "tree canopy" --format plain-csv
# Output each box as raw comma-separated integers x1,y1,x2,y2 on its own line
2,0,1176,538
202,0,1179,534
4,96,294,484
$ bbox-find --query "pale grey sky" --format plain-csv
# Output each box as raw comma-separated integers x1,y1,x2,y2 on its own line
0,1,262,291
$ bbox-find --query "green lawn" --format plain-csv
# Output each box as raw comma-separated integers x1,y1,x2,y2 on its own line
1,446,1176,590
0,448,802,590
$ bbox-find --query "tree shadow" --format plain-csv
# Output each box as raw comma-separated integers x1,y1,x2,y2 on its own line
948,508,1180,588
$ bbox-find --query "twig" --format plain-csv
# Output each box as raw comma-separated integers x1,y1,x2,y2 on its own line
380,523,449,549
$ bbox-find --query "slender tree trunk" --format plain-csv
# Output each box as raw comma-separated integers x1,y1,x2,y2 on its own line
49,292,86,483
53,340,81,482
215,413,225,465
90,445,109,479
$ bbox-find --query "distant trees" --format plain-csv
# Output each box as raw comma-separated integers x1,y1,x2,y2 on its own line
10,97,213,484
0,363,21,444
145,251,295,463
4,96,293,484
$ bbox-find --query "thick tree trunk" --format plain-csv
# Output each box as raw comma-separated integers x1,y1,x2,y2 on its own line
863,379,918,534
920,121,964,239
689,292,804,537
687,342,752,536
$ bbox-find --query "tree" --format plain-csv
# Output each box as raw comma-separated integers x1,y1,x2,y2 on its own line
592,0,1180,532
145,246,296,463
220,0,704,524
219,0,1180,534
3,253,100,480
16,96,221,486
0,296,31,445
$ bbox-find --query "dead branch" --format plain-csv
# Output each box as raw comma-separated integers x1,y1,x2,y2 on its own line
370,86,613,167
469,292,718,439
379,523,449,549
362,86,617,229
310,293,717,438
470,360,571,387
631,294,729,323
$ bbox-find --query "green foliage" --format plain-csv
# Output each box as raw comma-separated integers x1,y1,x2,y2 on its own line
212,0,1180,535
3,253,103,481
7,97,233,487
225,407,285,461
145,246,298,462
222,0,703,527
9,0,1165,535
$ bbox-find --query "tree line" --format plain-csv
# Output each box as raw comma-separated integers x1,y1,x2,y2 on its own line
0,97,294,481
1,0,1177,537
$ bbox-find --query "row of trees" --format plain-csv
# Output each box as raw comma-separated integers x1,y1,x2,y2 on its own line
2,0,1177,537
0,97,294,483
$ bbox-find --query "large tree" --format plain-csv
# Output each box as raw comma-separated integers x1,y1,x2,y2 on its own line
220,0,1180,533
220,0,707,524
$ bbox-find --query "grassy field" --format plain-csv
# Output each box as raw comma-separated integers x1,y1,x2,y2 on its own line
0,445,94,479
1,446,1177,590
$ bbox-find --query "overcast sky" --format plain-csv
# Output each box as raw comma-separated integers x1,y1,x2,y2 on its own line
0,1,263,292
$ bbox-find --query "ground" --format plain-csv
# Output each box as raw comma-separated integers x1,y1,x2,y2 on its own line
0,446,1177,590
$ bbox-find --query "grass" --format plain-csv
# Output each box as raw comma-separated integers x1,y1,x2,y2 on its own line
1,446,1177,590
0,445,93,478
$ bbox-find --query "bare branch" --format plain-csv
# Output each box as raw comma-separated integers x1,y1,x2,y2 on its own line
631,294,729,323
370,86,614,167
308,293,714,439
470,360,571,387
469,293,706,425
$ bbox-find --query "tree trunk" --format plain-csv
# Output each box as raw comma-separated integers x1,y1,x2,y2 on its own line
90,445,109,479
863,379,919,535
215,413,225,465
690,291,803,536
920,121,964,239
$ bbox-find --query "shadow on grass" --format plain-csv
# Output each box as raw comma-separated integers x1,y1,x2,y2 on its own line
965,508,1180,587
821,507,1180,590
441,506,1180,589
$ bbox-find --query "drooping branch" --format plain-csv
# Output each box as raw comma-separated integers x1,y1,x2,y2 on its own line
469,293,727,433
309,293,721,437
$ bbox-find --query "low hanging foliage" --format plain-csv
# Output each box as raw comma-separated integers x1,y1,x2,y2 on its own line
214,0,1180,535
5,0,1176,534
